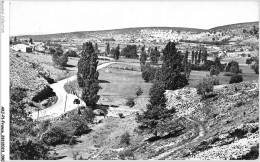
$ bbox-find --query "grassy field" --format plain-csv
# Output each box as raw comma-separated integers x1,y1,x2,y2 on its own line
187,64,258,87
98,65,152,97
65,62,152,98
221,56,250,64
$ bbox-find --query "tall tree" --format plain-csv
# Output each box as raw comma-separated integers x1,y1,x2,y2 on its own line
194,51,198,65
203,49,208,63
94,43,99,53
198,49,201,64
121,45,138,58
150,47,159,65
14,37,17,42
140,46,147,66
191,51,195,64
111,45,120,60
105,43,110,56
136,42,187,137
161,42,188,90
29,38,33,44
184,50,190,79
77,42,100,107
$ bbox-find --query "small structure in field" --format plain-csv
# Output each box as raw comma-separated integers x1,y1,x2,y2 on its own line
11,44,33,53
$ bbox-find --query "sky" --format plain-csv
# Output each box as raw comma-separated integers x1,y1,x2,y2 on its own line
10,0,259,36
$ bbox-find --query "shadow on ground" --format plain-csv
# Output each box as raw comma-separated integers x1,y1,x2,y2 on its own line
146,128,186,143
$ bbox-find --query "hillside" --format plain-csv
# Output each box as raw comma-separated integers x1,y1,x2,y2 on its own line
86,81,258,160
209,21,259,34
12,27,205,41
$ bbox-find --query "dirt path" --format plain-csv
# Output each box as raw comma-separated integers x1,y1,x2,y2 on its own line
30,62,117,120
151,116,206,160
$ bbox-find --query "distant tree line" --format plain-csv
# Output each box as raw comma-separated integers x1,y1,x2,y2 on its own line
179,39,229,46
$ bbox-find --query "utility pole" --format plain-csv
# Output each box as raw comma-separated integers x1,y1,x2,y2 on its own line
64,94,67,112
64,78,69,112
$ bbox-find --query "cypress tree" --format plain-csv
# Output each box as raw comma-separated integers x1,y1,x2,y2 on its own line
140,46,147,66
77,42,100,107
161,42,188,90
136,42,187,137
105,43,110,56
150,47,159,65
198,49,201,64
111,45,120,60
194,51,198,65
204,49,208,62
191,51,194,64
94,43,99,53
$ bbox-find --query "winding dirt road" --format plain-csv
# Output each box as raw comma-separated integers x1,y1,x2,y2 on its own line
31,62,116,120
151,116,206,160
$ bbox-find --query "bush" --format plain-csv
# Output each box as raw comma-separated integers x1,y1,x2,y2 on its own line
135,87,143,97
141,64,157,83
52,47,68,67
126,98,135,107
234,101,245,107
120,45,138,58
225,60,239,72
65,50,78,57
120,132,131,146
118,113,124,118
118,149,135,160
229,74,243,84
210,66,220,76
212,77,220,85
10,140,50,160
246,58,252,65
196,76,214,99
42,108,93,146
230,65,239,74
142,68,150,82
41,126,71,146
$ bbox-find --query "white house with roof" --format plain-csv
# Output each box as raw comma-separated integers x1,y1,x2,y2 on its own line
11,44,33,53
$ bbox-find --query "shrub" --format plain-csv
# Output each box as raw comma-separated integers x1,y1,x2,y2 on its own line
234,101,245,107
225,60,239,72
212,77,220,85
210,66,220,76
230,65,239,74
52,47,68,67
135,87,143,97
246,58,252,65
10,140,50,160
141,64,157,83
41,126,71,146
126,98,135,107
118,113,124,118
42,108,93,146
120,132,131,146
229,74,243,84
65,50,78,57
196,76,214,99
142,68,150,82
118,149,135,160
